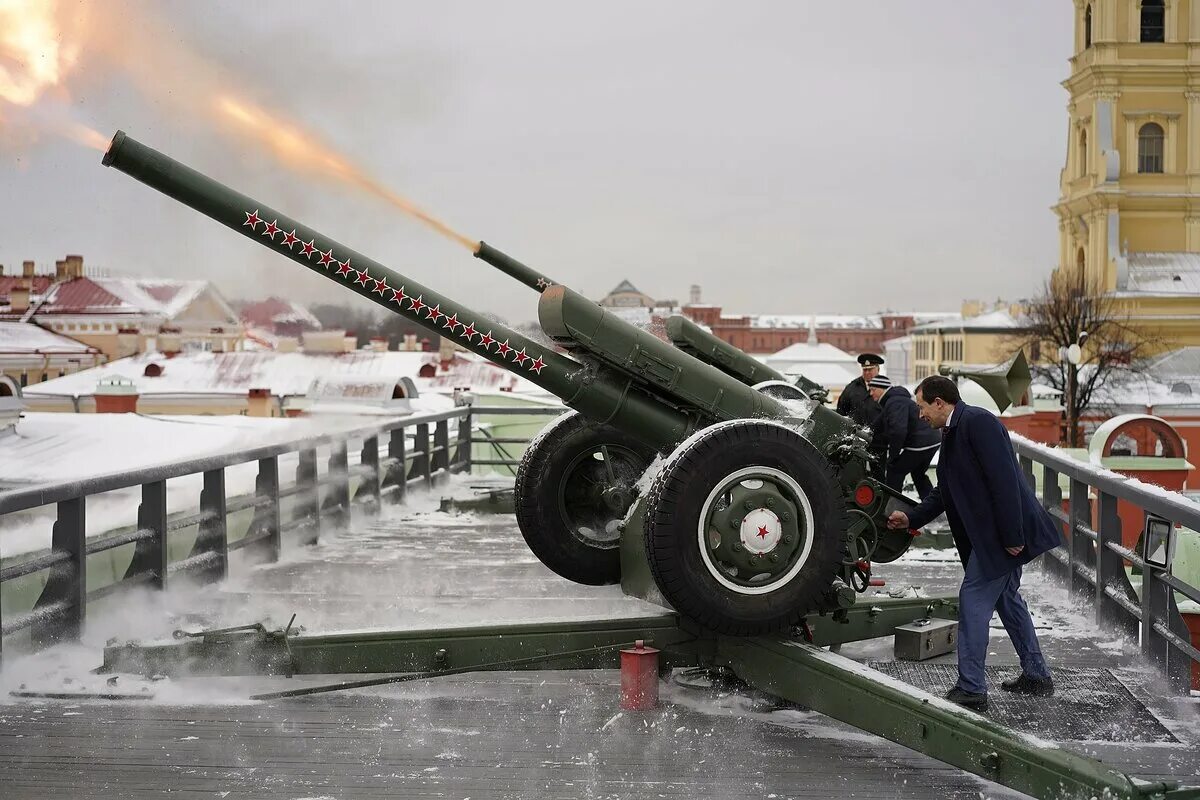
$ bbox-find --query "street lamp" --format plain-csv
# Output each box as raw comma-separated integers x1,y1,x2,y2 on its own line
1058,330,1088,446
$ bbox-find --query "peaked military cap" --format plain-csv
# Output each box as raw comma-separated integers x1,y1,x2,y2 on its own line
856,353,885,367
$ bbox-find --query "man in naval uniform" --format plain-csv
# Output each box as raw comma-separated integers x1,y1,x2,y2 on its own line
837,353,886,472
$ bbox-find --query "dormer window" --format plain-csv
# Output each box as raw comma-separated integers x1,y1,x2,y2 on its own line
1140,0,1165,43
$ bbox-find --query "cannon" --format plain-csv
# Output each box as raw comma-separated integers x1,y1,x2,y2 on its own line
102,131,917,635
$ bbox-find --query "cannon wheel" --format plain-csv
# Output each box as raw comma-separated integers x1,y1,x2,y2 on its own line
515,412,656,585
643,420,846,635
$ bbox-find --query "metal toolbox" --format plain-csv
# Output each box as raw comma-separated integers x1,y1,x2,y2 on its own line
894,617,958,661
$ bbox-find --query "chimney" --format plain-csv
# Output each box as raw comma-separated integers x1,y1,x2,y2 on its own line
0,264,5,276
22,260,34,279
94,376,138,413
65,254,83,280
55,260,67,280
403,333,418,351
343,331,357,352
370,336,388,352
247,387,274,417
10,286,30,314
117,327,139,357
690,284,701,305
438,335,456,368
277,336,299,353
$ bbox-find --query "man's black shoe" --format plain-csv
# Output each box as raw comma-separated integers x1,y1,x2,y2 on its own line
1000,673,1054,697
944,686,989,712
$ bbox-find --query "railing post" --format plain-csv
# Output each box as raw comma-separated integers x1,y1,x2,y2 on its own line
129,480,168,588
1018,453,1035,491
455,408,473,474
387,426,407,505
432,420,450,483
30,497,86,648
1041,465,1066,581
1068,477,1094,602
324,441,351,530
297,448,321,546
357,435,382,511
191,468,228,583
1095,490,1137,638
413,423,432,489
250,456,281,562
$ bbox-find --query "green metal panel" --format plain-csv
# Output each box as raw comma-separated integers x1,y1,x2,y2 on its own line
716,637,1189,800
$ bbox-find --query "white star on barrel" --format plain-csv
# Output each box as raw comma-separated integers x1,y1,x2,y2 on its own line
739,508,782,555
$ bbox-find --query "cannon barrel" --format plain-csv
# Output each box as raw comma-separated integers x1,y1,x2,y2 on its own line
101,131,693,450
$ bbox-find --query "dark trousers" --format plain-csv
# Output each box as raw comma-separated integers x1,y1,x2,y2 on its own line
884,447,936,499
957,557,1051,694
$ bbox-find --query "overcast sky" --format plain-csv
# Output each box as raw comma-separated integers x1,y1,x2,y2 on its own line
1,1,1073,322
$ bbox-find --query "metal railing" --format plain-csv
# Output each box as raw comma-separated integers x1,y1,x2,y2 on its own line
0,406,475,660
1013,435,1200,692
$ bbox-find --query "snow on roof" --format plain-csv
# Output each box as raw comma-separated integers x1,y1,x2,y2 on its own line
240,296,322,329
609,279,643,294
0,412,373,486
0,322,98,353
910,309,1024,333
764,339,860,387
35,276,212,318
1123,252,1200,295
748,314,883,330
24,348,539,399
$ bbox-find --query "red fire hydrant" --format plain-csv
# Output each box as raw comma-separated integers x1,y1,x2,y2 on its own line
620,640,660,711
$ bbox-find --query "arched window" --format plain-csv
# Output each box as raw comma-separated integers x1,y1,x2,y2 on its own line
1137,122,1164,173
1141,0,1165,43
1084,4,1093,48
1079,129,1088,175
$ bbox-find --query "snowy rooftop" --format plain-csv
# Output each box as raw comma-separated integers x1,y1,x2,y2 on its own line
23,349,537,398
0,322,100,354
747,314,882,330
909,309,1025,333
33,276,214,318
1122,252,1200,295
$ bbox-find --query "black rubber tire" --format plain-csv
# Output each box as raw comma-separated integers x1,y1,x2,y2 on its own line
514,412,656,586
643,420,847,635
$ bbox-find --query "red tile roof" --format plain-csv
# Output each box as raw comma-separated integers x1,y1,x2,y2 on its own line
37,277,132,314
143,284,181,303
0,276,53,298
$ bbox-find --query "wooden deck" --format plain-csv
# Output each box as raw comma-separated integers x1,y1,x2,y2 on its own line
1,486,1197,799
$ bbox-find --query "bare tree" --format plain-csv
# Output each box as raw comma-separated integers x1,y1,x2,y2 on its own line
1006,270,1158,447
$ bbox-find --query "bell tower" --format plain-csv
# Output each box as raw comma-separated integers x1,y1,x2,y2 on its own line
1053,1,1200,347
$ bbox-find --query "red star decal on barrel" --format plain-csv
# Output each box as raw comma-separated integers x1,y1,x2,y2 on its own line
299,240,316,258
460,322,477,341
757,525,769,539
409,296,425,314
478,331,495,349
243,210,262,229
354,269,371,286
335,258,352,277
495,339,512,358
425,304,444,324
390,286,407,305
318,249,336,268
536,277,551,289
513,348,530,366
530,356,546,374
281,229,299,248
372,276,389,295
442,313,459,331
262,220,280,239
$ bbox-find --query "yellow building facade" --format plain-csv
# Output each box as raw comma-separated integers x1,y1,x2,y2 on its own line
1056,0,1200,347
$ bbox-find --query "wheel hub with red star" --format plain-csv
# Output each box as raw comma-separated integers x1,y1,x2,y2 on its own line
698,466,813,595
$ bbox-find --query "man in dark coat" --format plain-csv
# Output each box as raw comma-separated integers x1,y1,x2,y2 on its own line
838,353,885,473
867,375,939,499
887,375,1061,712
